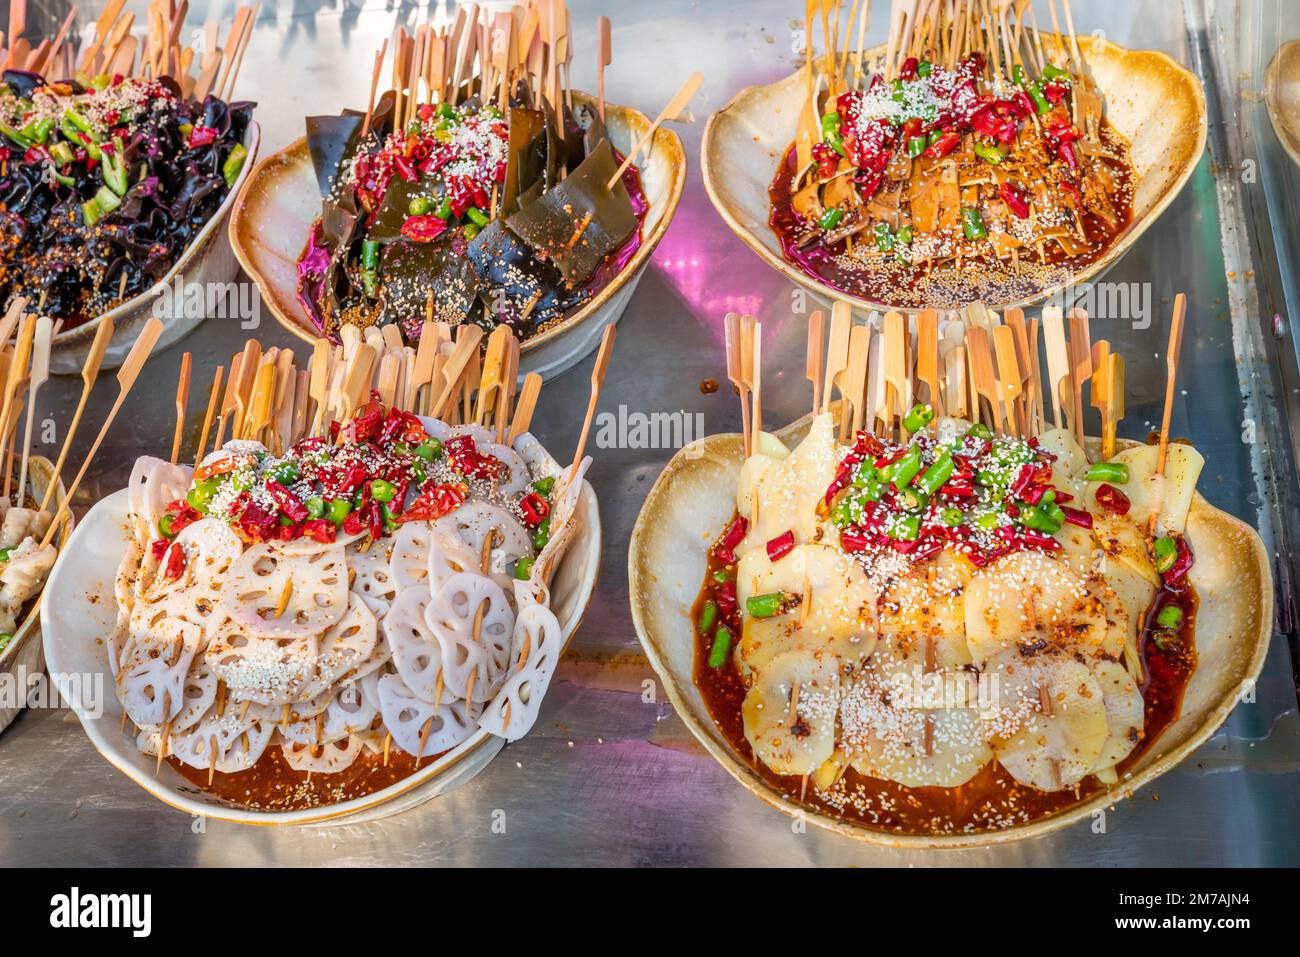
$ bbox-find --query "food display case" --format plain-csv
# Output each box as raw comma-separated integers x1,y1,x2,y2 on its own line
0,0,1296,866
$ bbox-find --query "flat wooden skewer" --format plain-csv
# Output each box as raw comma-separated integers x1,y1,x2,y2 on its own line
823,301,851,423
16,315,51,505
605,72,703,190
194,365,225,470
724,312,751,456
40,318,114,514
507,373,543,446
1154,293,1187,475
596,15,612,121
170,352,192,466
568,324,616,483
805,310,825,415
43,317,164,549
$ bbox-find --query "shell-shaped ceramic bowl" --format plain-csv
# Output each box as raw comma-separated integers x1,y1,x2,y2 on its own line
0,457,72,734
702,35,1207,313
1266,40,1300,168
42,437,600,826
49,122,261,375
628,415,1272,848
230,93,685,381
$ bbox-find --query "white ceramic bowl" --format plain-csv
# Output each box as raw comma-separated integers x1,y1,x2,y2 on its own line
42,441,599,825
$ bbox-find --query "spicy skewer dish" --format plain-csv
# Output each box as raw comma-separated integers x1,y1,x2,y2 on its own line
0,1,261,373
43,322,610,823
630,299,1272,846
702,0,1205,311
233,0,692,379
0,305,162,732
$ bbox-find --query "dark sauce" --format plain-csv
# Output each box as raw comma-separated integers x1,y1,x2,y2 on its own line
692,512,1196,836
169,744,445,812
767,122,1135,309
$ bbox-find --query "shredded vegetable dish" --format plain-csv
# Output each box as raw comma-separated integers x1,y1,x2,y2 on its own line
0,68,252,327
771,46,1134,308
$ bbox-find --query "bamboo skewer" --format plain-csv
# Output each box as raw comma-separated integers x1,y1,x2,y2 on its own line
568,325,616,483
194,365,225,470
15,316,51,505
806,310,826,415
42,318,164,549
725,313,751,456
605,72,703,191
170,352,192,466
40,319,114,515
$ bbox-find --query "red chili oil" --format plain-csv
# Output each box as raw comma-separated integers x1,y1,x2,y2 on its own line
691,511,1197,836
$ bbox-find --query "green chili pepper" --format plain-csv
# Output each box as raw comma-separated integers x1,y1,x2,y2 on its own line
891,514,922,541
362,239,381,270
831,500,853,527
270,461,301,484
974,512,1000,531
408,196,433,215
972,141,1004,165
697,599,718,635
1085,462,1129,483
906,134,927,158
824,127,846,156
708,625,732,668
818,207,844,231
102,142,129,196
712,568,733,584
467,206,490,227
915,451,954,496
512,556,536,580
81,185,121,226
463,223,481,240
223,142,249,187
305,496,326,519
434,197,453,220
1152,536,1178,573
941,506,964,527
326,499,352,525
1042,64,1072,82
926,128,943,147
1,122,36,148
438,102,457,121
902,402,934,433
1027,81,1052,115
21,118,53,145
747,592,793,619
890,446,924,489
917,60,933,77
0,548,10,563
898,487,929,513
1156,604,1183,630
858,478,883,503
895,225,914,245
874,222,895,252
0,634,13,653
1020,505,1063,534
415,438,443,461
63,109,97,138
48,141,76,165
1152,630,1179,652
852,461,877,488
821,111,842,130
961,207,987,240
370,479,397,502
532,475,556,496
531,517,551,550
964,422,994,441
159,514,178,539
1013,64,1030,89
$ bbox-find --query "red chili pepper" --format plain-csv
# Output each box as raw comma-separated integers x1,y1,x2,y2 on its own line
163,543,187,581
150,539,170,561
840,527,873,554
900,117,923,140
715,579,737,614
1043,80,1070,105
519,492,551,527
1059,180,1082,208
923,131,961,159
266,481,309,523
1163,535,1195,590
302,519,338,544
713,515,749,564
276,522,304,541
234,501,278,544
899,56,919,81
417,103,435,121
343,510,367,536
1055,140,1079,172
1000,181,1030,219
401,213,449,243
1060,505,1093,529
1094,483,1130,515
393,155,418,182
188,126,218,148
766,530,795,562
811,141,839,179
399,482,469,523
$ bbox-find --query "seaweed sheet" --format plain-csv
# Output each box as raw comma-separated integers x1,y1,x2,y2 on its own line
503,107,546,217
505,138,637,286
379,238,480,329
467,219,581,328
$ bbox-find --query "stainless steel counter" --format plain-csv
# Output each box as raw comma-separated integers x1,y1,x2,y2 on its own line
1,0,1297,866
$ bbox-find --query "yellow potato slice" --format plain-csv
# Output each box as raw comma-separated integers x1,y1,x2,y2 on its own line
877,549,973,669
984,650,1109,791
742,650,840,776
1091,659,1146,784
736,431,790,519
742,412,842,551
963,550,1107,664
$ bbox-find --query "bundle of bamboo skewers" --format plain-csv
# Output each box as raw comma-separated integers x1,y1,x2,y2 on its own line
727,291,1186,481
1,1,257,102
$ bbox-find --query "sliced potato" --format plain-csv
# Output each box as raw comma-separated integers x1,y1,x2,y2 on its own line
878,549,973,669
1037,427,1089,478
843,639,991,788
1080,443,1204,538
736,431,790,518
1092,512,1160,588
1091,659,1145,781
984,650,1109,791
963,550,1107,664
738,543,878,670
742,650,840,776
742,412,842,551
